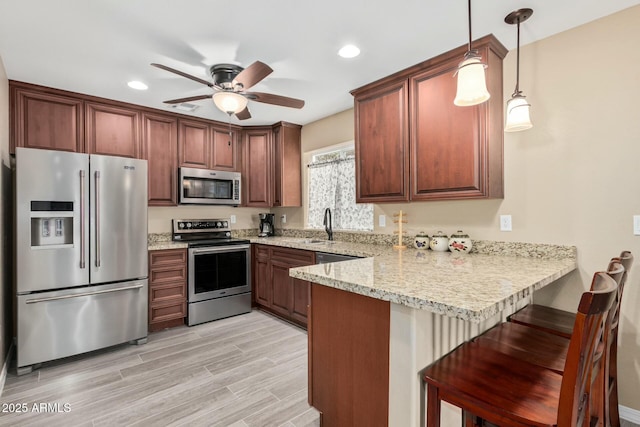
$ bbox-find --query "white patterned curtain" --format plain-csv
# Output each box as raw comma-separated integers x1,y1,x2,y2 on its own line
308,157,373,231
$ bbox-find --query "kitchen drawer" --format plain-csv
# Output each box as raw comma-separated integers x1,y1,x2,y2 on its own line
150,282,186,303
271,247,315,265
149,264,187,284
149,248,187,267
149,299,187,324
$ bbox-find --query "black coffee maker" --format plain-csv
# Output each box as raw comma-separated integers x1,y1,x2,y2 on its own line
258,213,275,237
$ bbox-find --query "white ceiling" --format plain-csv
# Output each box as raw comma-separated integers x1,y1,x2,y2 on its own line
1,1,638,126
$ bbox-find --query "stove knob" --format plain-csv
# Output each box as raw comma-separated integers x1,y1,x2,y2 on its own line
178,223,185,229
186,222,192,228
225,231,231,237
223,221,228,227
217,222,222,227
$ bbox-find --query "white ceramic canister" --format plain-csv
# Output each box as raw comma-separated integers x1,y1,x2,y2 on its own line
413,231,430,250
429,231,449,252
448,230,473,253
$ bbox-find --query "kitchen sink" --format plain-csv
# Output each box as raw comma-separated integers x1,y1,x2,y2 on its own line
303,239,337,245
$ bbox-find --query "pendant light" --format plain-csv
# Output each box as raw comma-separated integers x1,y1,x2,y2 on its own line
454,0,490,106
504,8,533,132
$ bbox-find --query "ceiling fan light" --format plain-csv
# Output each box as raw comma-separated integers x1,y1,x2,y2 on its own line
454,54,490,106
212,92,248,114
504,94,532,132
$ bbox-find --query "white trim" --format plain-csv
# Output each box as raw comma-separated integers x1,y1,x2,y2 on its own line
620,404,640,424
0,343,13,398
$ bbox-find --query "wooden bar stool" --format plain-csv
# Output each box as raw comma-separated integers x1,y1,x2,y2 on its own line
509,251,631,337
508,252,632,427
472,260,624,424
422,271,618,427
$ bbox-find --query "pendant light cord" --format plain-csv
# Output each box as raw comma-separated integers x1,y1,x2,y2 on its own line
467,0,472,52
515,17,521,95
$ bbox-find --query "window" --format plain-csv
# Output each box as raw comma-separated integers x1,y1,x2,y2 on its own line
307,143,373,231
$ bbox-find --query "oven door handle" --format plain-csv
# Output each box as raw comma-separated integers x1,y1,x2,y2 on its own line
190,245,251,255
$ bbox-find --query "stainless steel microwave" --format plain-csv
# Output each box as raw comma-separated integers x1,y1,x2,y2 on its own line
179,167,241,205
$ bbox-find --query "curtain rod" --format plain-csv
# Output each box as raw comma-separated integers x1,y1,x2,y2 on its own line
307,156,355,168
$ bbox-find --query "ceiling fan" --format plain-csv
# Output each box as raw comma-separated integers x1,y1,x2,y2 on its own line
151,61,305,120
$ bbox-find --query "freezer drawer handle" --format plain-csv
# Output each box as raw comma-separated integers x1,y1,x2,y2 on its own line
24,283,144,304
95,170,101,268
79,170,86,269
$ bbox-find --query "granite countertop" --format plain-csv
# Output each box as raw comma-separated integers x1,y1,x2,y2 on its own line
268,237,578,323
148,232,576,322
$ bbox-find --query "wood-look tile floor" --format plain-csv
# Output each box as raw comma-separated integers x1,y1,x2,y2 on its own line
0,310,320,427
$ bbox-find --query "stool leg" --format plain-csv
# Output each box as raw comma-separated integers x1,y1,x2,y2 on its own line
609,334,620,427
426,383,441,427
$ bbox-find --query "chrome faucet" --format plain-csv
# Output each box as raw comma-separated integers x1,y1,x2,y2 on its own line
323,208,333,241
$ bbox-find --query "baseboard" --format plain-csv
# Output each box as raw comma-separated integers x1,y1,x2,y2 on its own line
621,404,640,424
0,343,14,398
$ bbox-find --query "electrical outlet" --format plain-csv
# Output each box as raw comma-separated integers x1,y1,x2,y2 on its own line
281,214,287,224
634,215,640,235
500,215,512,231
230,215,236,224
379,215,386,227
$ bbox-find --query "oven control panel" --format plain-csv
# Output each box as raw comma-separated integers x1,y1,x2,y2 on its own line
173,219,230,233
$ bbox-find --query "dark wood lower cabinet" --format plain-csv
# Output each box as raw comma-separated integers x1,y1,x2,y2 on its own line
252,244,315,328
308,284,390,426
148,248,187,332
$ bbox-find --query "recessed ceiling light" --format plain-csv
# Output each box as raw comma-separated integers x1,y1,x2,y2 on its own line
127,80,148,90
338,44,360,59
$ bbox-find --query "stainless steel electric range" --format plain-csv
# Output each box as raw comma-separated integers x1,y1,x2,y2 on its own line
172,219,251,326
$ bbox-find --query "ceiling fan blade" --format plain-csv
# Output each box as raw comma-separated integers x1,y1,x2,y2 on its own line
246,92,305,109
151,63,213,87
233,61,273,90
236,106,252,120
163,94,212,104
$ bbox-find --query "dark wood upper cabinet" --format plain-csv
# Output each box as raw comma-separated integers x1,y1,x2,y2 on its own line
9,81,300,207
12,87,84,153
178,118,210,169
352,34,507,203
142,113,178,206
85,102,141,158
211,126,237,171
354,80,409,203
243,127,272,207
272,122,302,207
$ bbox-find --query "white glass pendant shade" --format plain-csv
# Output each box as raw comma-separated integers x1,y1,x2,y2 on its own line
212,92,248,114
504,94,532,132
454,55,490,106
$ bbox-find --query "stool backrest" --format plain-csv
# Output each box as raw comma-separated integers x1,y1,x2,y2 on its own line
610,251,633,330
557,272,618,427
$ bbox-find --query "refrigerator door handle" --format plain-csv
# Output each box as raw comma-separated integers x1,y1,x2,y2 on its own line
79,170,86,269
95,170,101,268
24,283,144,304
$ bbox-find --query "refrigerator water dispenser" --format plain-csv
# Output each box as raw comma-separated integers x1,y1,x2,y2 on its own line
30,201,74,248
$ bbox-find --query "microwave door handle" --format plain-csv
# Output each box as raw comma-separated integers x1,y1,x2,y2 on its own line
79,170,86,269
95,170,101,268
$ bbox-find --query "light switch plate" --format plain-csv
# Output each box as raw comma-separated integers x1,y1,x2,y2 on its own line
281,214,287,224
379,215,386,227
500,215,512,232
230,215,236,224
634,215,640,235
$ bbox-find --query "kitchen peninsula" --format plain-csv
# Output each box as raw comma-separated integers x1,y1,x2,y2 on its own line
288,240,577,427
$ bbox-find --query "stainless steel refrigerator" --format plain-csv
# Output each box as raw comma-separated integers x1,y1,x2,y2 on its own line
15,147,149,374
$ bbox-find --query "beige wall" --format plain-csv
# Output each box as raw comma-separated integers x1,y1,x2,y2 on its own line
0,55,10,375
277,6,640,410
